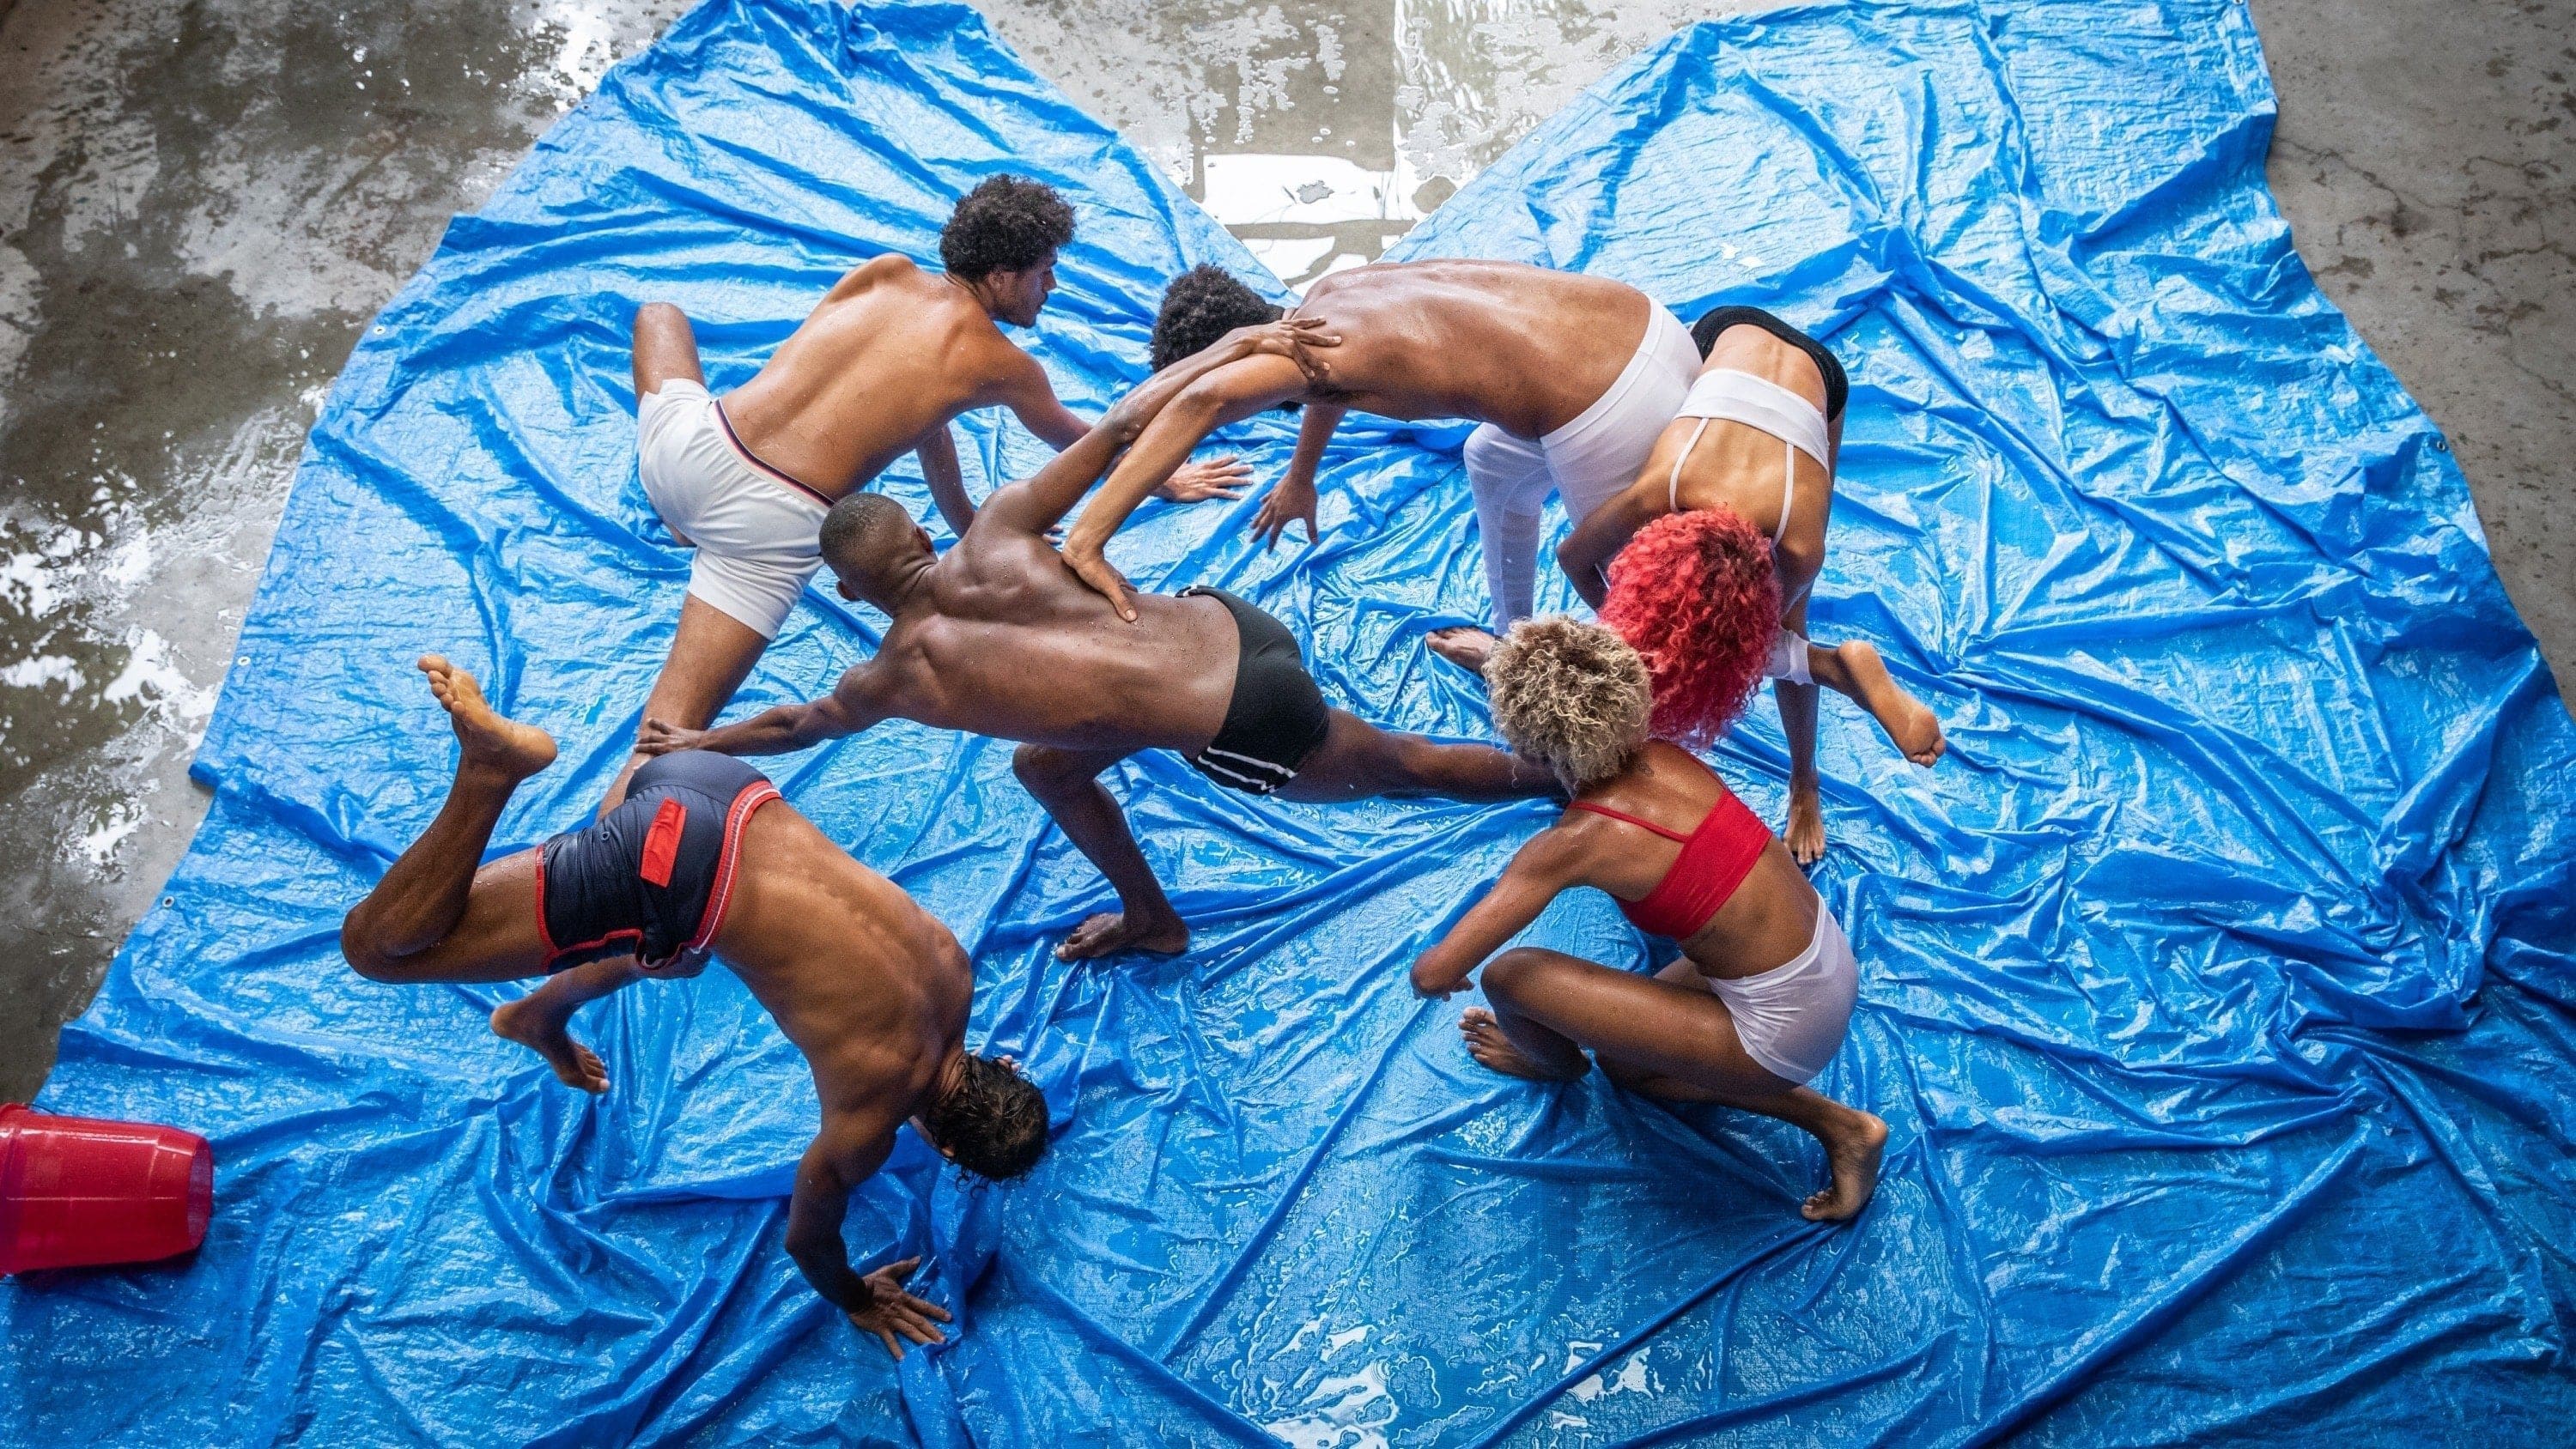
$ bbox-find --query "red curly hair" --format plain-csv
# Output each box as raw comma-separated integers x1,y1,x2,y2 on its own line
1600,508,1781,745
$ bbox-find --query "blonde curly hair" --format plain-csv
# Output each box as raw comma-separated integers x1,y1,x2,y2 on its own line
1485,616,1653,791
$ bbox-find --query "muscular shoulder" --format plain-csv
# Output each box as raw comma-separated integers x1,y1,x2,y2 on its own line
1509,815,1601,886
823,252,920,299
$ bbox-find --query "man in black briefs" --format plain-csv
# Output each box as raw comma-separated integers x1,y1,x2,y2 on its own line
339,657,1041,1360
635,319,1558,960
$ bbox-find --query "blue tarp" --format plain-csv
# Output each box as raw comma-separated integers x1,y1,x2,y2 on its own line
8,0,2573,1440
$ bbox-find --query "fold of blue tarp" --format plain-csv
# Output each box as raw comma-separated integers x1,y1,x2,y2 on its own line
6,0,2572,1442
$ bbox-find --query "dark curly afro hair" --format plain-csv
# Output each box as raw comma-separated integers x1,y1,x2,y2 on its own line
1151,264,1282,370
939,175,1075,282
1600,508,1782,748
922,1052,1050,1181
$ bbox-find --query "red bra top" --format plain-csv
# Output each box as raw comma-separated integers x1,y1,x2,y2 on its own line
1569,757,1770,939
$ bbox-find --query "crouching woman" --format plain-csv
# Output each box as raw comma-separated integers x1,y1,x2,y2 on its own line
1411,617,1886,1221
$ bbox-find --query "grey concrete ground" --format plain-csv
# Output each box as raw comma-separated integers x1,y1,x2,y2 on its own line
0,0,2567,1100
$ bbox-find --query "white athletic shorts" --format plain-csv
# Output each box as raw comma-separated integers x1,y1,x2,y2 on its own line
1461,303,1701,627
635,379,830,640
1705,905,1859,1085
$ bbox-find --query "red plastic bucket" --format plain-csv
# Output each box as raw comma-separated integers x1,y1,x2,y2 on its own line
0,1103,213,1274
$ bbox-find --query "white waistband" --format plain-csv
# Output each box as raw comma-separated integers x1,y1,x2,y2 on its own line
1676,368,1831,470
1541,304,1698,449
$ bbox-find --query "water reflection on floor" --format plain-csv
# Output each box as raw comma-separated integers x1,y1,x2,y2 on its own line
991,1,1720,288
0,0,1722,1096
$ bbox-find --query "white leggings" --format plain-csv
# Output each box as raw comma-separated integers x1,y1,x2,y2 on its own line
1463,305,1701,627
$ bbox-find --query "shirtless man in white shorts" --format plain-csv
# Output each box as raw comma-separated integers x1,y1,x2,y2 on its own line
1053,261,1702,668
612,176,1249,810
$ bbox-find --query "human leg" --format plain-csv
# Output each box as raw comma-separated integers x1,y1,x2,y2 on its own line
1776,598,1828,864
1431,424,1555,672
632,301,707,395
1272,709,1558,806
489,957,645,1093
603,595,769,814
1012,743,1188,960
1805,637,1945,767
339,657,557,984
1479,950,1886,1222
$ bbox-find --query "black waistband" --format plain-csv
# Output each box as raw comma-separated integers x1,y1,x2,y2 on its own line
536,751,777,972
1689,306,1849,421
1178,585,1332,795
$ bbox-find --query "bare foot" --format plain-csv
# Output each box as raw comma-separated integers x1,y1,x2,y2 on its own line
490,994,610,1094
1460,1008,1584,1081
420,655,556,780
1800,1107,1887,1222
1425,627,1498,676
1055,910,1188,961
1835,641,1945,767
1785,780,1826,865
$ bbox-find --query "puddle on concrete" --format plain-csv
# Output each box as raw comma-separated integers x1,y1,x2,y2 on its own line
0,0,1729,1096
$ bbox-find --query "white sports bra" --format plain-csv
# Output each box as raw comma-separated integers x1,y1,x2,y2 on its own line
1667,368,1832,544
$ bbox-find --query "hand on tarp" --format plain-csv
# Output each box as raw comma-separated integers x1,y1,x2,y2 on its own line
1154,454,1253,504
848,1256,951,1361
1253,473,1319,551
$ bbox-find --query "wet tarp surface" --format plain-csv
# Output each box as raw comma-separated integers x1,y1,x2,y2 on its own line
8,0,2574,1442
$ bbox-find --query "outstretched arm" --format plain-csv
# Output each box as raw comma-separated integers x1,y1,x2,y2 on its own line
1410,827,1584,998
635,660,893,758
1250,400,1349,549
978,320,1333,542
988,350,1092,452
915,424,975,537
783,1116,954,1359
1057,353,1315,614
1555,487,1662,610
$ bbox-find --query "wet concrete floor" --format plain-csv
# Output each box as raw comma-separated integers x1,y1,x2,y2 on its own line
2,0,2568,1099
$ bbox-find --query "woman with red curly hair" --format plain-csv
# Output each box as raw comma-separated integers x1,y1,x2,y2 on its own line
1557,308,1945,863
1412,618,1886,1222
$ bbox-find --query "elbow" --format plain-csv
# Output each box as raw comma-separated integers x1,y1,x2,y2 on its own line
339,912,398,983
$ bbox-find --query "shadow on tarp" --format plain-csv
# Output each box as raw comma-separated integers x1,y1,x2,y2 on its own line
4,0,2572,1443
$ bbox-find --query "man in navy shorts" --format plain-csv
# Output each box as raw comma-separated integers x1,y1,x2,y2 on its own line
337,656,1037,1359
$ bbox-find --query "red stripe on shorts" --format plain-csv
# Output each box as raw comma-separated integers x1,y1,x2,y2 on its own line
638,797,688,888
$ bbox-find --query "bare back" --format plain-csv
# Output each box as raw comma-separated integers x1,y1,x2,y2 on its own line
870,523,1239,752
1292,260,1656,436
721,257,1027,498
715,804,971,1120
1639,328,1839,602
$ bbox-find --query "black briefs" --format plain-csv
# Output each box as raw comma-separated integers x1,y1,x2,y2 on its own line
535,750,780,972
1689,305,1850,422
1178,585,1332,796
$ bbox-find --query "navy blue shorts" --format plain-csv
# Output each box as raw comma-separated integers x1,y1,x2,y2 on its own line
535,751,779,972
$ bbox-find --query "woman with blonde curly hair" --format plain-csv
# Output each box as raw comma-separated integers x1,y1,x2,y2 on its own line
1410,617,1886,1221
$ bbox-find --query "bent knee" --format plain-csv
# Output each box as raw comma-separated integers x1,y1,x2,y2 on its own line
1481,947,1558,998
1011,743,1084,791
633,300,689,335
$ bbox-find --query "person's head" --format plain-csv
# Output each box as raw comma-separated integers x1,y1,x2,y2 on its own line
919,1052,1049,1180
941,175,1075,326
1485,616,1655,793
820,492,934,609
1598,509,1781,747
1151,264,1281,370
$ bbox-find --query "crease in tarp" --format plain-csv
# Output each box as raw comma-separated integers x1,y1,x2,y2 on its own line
5,0,2574,1443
